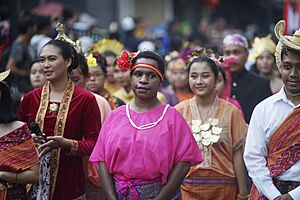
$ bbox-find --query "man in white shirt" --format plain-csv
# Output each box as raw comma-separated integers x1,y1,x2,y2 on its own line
244,20,300,200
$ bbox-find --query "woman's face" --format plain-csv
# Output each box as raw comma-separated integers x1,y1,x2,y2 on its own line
256,51,275,75
131,58,161,100
106,56,117,83
114,67,131,88
86,67,106,93
30,62,47,88
189,61,217,97
39,45,71,82
171,69,189,90
215,72,226,97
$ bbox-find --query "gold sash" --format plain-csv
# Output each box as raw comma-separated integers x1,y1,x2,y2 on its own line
35,80,75,200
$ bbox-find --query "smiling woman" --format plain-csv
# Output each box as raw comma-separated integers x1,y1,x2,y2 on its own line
175,51,248,200
90,50,203,200
18,30,101,199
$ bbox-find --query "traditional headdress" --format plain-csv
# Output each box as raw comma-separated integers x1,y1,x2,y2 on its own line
188,48,223,65
116,50,164,81
274,20,300,68
90,38,124,56
0,69,10,82
223,33,248,49
250,34,276,60
55,22,82,53
187,48,237,69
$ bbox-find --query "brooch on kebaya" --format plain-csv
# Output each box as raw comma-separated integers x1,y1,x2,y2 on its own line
49,103,59,114
191,118,222,146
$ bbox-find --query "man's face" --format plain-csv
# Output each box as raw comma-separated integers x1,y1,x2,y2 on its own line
280,50,300,95
223,44,248,72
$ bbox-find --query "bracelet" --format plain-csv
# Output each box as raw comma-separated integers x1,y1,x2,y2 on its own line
14,172,18,183
237,194,249,200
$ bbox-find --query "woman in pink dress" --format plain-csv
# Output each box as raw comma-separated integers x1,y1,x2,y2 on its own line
90,50,203,200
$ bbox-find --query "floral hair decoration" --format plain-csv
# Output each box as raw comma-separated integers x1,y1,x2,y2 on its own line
116,50,140,71
187,48,238,69
86,54,98,68
117,50,164,81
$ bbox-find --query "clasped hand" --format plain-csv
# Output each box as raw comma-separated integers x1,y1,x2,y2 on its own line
34,135,71,157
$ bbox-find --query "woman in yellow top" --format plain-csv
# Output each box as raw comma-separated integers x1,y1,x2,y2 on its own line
175,52,248,200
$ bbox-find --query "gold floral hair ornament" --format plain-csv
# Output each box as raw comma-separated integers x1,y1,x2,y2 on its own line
187,49,223,66
86,54,98,68
55,22,82,53
250,34,276,61
274,20,300,69
0,69,10,82
90,38,124,56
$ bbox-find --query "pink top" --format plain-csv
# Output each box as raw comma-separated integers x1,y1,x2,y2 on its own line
90,104,203,185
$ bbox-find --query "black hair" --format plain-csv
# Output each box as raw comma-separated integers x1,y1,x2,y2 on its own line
281,46,300,61
0,82,17,123
18,15,35,34
43,39,79,73
132,51,165,76
188,56,219,79
93,52,108,74
103,51,117,58
77,53,89,77
218,66,227,84
30,60,40,69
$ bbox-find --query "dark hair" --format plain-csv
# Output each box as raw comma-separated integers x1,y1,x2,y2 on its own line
132,51,165,76
218,66,227,83
281,46,300,60
0,82,17,123
43,40,79,72
188,56,219,79
30,60,40,69
77,53,89,77
93,52,108,74
18,15,35,34
103,51,117,58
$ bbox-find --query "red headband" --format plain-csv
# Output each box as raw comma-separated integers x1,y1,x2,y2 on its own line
131,63,163,81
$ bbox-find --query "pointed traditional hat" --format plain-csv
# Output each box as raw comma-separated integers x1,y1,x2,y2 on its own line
274,20,300,68
0,69,10,82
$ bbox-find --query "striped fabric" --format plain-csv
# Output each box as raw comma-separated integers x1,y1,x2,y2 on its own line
250,107,300,200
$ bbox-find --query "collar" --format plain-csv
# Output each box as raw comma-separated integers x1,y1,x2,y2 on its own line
232,68,247,80
274,87,300,108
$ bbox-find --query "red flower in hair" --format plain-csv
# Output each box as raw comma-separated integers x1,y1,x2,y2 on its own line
117,51,132,71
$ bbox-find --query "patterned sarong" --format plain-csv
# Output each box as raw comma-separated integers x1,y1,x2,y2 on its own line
115,181,182,200
0,124,39,200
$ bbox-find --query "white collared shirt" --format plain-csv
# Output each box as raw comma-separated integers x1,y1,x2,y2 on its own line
244,87,300,200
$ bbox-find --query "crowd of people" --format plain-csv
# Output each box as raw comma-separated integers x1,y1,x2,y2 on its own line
0,5,299,200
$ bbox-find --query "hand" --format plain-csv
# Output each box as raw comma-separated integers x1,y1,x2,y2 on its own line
274,194,293,200
31,133,47,147
38,136,72,157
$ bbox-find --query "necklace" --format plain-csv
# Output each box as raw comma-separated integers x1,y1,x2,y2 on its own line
126,103,170,130
190,96,222,146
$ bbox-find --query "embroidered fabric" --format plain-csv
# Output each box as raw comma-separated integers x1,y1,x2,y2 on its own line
190,97,220,168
